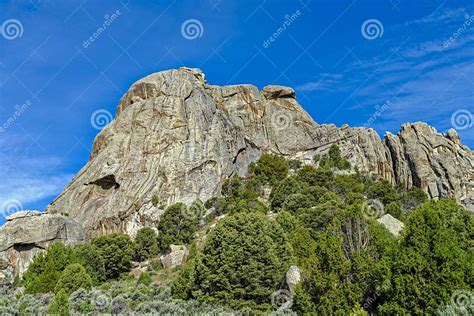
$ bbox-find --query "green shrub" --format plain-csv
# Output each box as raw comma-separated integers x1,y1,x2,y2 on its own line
186,212,293,310
378,199,474,314
365,179,400,205
288,159,302,171
401,186,428,210
282,193,313,213
55,263,93,294
270,177,303,210
23,243,73,294
137,272,153,286
71,243,106,284
318,145,351,170
92,233,135,279
204,197,217,209
221,175,243,200
151,194,159,207
157,203,199,253
333,174,364,196
384,201,403,219
134,227,159,261
149,259,162,271
276,211,317,268
294,206,394,314
48,289,70,316
296,165,334,188
248,153,289,186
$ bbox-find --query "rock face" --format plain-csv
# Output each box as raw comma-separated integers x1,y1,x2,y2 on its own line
43,67,473,237
377,214,405,237
0,212,85,281
385,125,473,203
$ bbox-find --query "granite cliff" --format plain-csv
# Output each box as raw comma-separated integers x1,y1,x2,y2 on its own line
1,67,472,279
46,67,471,237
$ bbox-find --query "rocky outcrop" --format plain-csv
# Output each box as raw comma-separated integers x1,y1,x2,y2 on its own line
43,67,472,237
0,211,85,282
160,245,187,269
377,214,404,237
385,125,473,203
286,265,301,294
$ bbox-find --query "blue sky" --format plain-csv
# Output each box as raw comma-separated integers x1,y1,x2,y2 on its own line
0,0,473,222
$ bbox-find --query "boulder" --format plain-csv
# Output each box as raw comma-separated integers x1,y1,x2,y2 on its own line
160,245,187,269
377,214,404,237
262,85,296,99
0,213,85,281
461,197,474,213
6,210,42,221
129,260,151,278
286,265,301,293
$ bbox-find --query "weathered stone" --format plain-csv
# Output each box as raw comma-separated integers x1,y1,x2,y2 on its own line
446,128,461,144
0,213,85,278
286,265,301,293
6,210,42,221
377,214,404,237
385,123,473,201
0,258,8,270
332,168,356,176
461,197,474,212
130,260,151,278
258,185,272,204
160,245,187,268
262,85,296,99
41,68,472,238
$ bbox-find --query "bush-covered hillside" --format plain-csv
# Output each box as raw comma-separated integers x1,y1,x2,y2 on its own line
1,145,472,315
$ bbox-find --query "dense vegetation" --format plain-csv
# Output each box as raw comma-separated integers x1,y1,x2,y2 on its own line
173,212,294,311
1,145,472,315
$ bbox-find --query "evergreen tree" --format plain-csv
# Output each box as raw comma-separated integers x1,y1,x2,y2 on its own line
134,227,159,261
378,199,474,314
23,243,73,294
92,233,135,279
71,243,106,284
248,153,289,186
294,206,395,314
55,263,93,294
157,203,199,253
48,289,70,316
178,212,293,310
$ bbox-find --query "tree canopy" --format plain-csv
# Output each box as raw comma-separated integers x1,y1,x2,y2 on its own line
16,145,473,315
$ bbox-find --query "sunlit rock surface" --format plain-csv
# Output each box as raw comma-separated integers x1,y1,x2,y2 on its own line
42,67,473,237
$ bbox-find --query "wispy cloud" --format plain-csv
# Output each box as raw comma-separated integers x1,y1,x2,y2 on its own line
403,7,469,26
299,5,474,145
296,73,345,92
0,137,74,212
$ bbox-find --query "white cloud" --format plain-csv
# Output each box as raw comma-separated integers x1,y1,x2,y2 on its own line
0,138,74,213
401,35,474,59
403,7,468,26
296,73,345,92
322,6,474,145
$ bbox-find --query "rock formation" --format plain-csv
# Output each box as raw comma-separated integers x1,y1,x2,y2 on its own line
0,211,85,282
160,245,187,269
286,265,301,294
377,214,405,237
41,67,472,237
